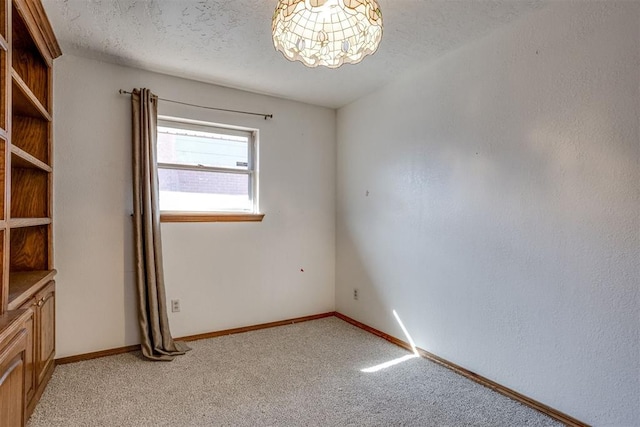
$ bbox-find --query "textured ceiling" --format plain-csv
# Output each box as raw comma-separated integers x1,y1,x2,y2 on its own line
41,0,546,108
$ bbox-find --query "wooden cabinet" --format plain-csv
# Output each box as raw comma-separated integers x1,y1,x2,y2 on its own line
0,331,27,427
18,280,54,415
34,281,53,386
0,310,31,427
0,0,60,425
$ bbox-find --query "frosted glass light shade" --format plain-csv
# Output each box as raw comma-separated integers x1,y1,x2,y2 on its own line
272,0,383,68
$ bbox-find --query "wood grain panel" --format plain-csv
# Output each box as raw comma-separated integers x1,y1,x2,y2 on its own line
0,231,4,315
11,73,49,121
18,304,35,403
10,168,47,218
26,355,52,419
35,281,53,384
12,49,47,108
11,115,48,164
0,0,6,40
12,5,48,109
0,329,27,427
0,49,5,132
0,139,4,221
0,355,24,427
11,55,46,113
10,225,47,271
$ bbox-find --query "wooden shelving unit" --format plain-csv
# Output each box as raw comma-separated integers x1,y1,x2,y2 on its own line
0,0,60,424
11,145,51,171
7,0,58,289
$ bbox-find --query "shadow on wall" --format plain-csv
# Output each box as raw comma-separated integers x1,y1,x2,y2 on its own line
336,223,418,342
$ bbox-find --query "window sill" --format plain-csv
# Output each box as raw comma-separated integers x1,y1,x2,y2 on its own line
160,212,265,223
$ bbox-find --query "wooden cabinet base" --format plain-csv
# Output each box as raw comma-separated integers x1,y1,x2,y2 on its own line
25,357,53,419
0,310,31,427
18,281,55,421
0,332,27,427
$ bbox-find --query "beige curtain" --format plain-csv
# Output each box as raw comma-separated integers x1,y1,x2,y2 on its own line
131,88,190,361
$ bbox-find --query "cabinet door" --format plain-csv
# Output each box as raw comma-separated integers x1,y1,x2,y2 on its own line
17,300,36,404
0,330,27,427
35,282,54,385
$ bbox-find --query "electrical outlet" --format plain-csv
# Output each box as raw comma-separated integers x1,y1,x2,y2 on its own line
171,299,180,313
353,289,359,300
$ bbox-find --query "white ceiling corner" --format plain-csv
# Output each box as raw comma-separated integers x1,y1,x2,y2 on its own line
41,0,547,109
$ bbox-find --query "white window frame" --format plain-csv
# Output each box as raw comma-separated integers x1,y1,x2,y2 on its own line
157,116,261,222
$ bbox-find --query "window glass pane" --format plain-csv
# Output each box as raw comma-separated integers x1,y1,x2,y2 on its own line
158,126,250,170
158,168,251,212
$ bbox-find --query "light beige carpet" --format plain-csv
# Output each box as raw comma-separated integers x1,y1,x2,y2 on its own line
28,317,561,426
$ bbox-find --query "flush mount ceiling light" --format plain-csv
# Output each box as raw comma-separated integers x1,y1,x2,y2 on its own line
272,0,383,69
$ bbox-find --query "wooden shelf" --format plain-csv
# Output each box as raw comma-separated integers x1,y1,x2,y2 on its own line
0,128,7,140
7,269,56,310
11,145,51,172
11,70,51,121
9,217,51,228
0,35,7,52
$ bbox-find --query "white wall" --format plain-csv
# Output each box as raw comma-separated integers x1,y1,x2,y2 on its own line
53,55,336,358
336,2,639,426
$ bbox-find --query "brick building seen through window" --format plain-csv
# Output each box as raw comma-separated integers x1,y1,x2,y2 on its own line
157,119,257,213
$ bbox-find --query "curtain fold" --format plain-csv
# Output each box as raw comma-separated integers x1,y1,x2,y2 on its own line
131,88,191,361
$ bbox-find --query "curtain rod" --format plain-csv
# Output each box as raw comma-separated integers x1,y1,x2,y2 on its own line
118,89,273,120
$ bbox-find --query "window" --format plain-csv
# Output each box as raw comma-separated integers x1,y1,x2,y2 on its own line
156,117,262,222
